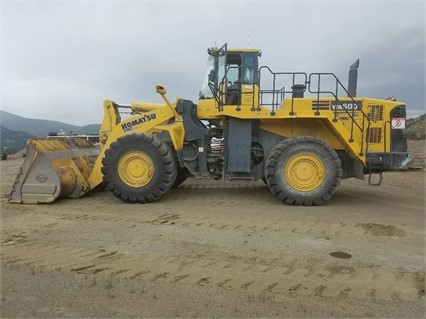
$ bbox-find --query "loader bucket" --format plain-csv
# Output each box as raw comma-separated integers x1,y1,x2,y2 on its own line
9,138,100,204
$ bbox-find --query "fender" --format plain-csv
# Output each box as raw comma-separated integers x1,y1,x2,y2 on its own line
87,103,180,190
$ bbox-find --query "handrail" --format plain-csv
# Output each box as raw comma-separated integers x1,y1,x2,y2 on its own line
259,66,308,115
308,73,371,154
214,65,258,112
257,67,370,155
213,63,371,156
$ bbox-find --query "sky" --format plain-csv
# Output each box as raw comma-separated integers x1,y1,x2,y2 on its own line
1,0,425,125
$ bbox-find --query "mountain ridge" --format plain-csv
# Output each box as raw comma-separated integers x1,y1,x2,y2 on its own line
0,110,101,155
0,110,100,138
0,125,36,154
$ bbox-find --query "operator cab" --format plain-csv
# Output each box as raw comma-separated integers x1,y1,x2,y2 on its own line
199,43,261,110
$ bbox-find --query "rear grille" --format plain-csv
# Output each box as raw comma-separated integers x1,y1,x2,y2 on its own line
368,105,384,121
367,127,382,143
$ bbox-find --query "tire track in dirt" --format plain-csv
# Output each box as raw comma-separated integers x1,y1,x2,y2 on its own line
1,238,423,302
13,200,413,242
2,164,424,307
12,177,419,244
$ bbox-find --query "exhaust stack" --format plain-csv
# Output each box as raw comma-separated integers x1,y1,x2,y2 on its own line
347,59,360,97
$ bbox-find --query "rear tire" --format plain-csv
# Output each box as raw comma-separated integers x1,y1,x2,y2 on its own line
265,136,342,205
102,133,177,203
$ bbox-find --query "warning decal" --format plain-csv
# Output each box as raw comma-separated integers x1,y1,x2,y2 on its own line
391,117,406,129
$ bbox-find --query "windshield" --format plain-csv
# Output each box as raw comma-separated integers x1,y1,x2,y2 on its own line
199,55,215,99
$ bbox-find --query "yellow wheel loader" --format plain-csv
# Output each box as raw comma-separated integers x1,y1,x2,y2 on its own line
9,43,412,205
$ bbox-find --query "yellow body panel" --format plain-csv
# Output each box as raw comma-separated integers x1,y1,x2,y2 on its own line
87,101,183,189
197,95,402,164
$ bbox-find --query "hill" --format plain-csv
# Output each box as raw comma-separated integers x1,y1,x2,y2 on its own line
0,110,100,138
406,114,425,140
0,125,36,155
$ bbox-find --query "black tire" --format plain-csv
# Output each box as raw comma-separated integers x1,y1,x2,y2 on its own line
101,133,177,203
265,136,342,206
172,166,190,188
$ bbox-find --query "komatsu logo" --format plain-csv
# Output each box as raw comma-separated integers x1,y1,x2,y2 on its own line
121,113,157,131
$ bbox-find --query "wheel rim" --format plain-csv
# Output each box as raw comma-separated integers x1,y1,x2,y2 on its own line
285,153,325,191
118,151,154,187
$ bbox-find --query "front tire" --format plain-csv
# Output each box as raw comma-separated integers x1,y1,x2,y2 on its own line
172,166,190,188
102,133,177,203
265,136,342,205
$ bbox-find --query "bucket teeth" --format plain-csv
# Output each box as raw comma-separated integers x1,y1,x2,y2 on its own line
9,138,100,204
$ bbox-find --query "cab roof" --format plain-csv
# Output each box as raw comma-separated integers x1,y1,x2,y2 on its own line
207,46,262,56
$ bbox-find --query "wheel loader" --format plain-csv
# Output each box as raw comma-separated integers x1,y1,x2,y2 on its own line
9,43,412,205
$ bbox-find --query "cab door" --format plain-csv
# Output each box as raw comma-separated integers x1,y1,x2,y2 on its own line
240,53,259,110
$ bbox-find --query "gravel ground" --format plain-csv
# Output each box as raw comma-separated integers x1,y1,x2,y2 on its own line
0,140,425,318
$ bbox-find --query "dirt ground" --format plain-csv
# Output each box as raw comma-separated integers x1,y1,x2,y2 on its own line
1,142,425,318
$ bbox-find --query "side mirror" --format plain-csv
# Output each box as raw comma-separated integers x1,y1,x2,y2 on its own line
208,69,216,83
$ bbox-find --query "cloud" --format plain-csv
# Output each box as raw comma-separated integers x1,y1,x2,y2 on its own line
2,1,424,124
356,21,424,116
